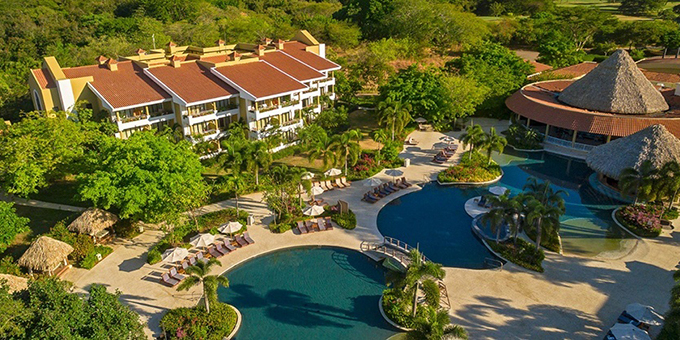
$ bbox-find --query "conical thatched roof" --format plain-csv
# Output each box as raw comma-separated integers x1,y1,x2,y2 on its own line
0,274,28,293
68,208,119,236
558,50,669,114
18,236,73,272
586,124,680,179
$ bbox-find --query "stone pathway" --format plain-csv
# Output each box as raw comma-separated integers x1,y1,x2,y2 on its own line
0,192,86,212
61,118,680,339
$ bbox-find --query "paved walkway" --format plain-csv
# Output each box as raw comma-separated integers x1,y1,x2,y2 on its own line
61,118,680,339
0,192,86,212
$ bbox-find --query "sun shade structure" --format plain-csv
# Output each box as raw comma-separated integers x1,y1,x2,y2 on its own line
625,303,664,326
68,208,119,236
162,247,189,263
558,50,669,115
190,233,215,248
325,168,342,177
303,205,325,216
608,323,651,340
219,222,243,235
489,186,509,196
310,186,325,196
0,274,28,293
586,124,680,179
18,236,74,274
364,178,384,187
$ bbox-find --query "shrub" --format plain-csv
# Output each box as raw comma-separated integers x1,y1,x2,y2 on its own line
113,219,142,239
334,211,357,230
488,238,544,272
505,124,542,150
382,288,417,328
147,249,162,265
269,221,294,234
0,256,22,275
437,151,502,183
160,302,237,340
664,207,679,220
79,245,113,269
524,227,560,253
616,204,663,237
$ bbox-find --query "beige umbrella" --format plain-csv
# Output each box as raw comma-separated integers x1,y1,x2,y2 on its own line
189,233,215,249
324,168,342,177
219,222,243,237
161,247,189,263
303,205,325,216
302,172,315,180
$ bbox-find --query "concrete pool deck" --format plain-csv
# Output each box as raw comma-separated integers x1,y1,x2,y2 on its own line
62,118,680,339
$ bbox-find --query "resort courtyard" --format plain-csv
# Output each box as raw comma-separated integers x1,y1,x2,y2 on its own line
58,118,680,339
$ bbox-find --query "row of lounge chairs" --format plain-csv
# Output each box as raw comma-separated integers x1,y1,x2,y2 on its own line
297,217,334,234
161,233,255,287
362,178,412,203
311,177,351,191
432,145,458,164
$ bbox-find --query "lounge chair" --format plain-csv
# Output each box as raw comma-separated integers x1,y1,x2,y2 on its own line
305,220,317,232
324,217,334,230
235,235,248,247
341,177,351,187
362,193,378,203
388,182,401,192
317,218,326,231
400,177,412,187
334,178,347,188
395,178,409,189
161,273,180,287
367,192,381,201
208,246,223,258
188,256,197,266
243,232,255,244
216,243,230,255
381,184,397,194
196,252,209,263
324,180,336,190
223,240,237,251
181,260,190,272
373,188,386,198
170,267,186,281
297,221,308,234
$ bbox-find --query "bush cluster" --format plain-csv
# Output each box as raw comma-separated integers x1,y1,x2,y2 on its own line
80,245,113,269
488,238,545,272
616,204,664,237
437,151,501,183
160,302,237,340
349,151,403,181
47,223,112,269
505,124,542,150
333,211,357,230
524,227,561,253
382,288,419,328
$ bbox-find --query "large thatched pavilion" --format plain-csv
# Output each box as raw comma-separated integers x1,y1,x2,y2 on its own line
18,236,74,276
506,49,680,159
586,124,680,189
0,274,28,293
68,207,119,242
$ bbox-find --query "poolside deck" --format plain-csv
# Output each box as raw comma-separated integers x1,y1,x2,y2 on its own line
62,118,680,339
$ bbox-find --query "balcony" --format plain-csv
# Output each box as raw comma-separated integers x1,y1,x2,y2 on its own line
190,109,216,118
150,110,174,118
248,100,302,121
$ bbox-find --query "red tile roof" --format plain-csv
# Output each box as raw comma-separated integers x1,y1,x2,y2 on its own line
506,81,680,138
213,61,307,99
260,51,325,82
281,48,340,72
32,69,55,89
283,41,308,50
147,63,238,104
62,61,170,110
529,60,552,73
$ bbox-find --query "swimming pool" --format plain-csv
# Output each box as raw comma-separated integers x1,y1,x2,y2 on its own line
377,149,635,267
217,247,397,340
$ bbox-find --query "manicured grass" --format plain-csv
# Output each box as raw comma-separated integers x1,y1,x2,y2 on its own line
556,1,680,21
2,205,77,260
28,179,91,207
348,109,382,150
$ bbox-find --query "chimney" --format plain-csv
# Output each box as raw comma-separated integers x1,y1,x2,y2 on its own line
170,55,182,68
216,39,225,47
230,52,242,62
105,58,118,71
96,55,108,65
136,48,146,56
256,45,266,56
166,41,177,54
275,39,285,50
262,37,273,45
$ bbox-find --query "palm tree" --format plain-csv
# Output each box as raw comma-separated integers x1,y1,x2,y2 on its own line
226,174,247,219
408,306,468,340
481,193,510,244
378,97,412,141
482,127,507,165
660,161,680,210
246,141,272,186
507,193,529,246
371,129,388,166
525,199,562,255
404,249,445,317
619,160,658,204
460,124,484,160
308,134,336,170
523,177,567,211
220,139,246,174
288,166,312,207
177,259,230,314
331,129,362,176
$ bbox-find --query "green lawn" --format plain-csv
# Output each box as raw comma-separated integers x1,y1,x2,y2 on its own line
2,205,77,260
348,109,382,150
556,0,680,21
28,179,91,207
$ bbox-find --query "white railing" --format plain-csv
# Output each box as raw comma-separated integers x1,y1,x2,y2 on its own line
544,136,595,152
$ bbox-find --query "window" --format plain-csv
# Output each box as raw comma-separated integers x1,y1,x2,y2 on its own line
33,90,43,111
151,119,174,133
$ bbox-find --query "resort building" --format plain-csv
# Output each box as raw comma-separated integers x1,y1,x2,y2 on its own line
28,30,340,150
507,50,680,159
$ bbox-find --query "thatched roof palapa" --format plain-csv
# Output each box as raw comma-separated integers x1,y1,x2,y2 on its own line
558,50,669,114
586,124,680,179
0,274,28,293
18,236,74,272
68,208,119,236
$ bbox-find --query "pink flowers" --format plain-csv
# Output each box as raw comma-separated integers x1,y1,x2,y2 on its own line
620,204,662,232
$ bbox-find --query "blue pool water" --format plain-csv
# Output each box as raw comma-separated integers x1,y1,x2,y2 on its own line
377,150,633,267
218,247,396,340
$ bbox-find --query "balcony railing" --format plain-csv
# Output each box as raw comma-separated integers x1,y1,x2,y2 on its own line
118,114,149,123
282,119,301,127
189,109,215,118
150,110,173,118
302,87,318,94
217,103,238,112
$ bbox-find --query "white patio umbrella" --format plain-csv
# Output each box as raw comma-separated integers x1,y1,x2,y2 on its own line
189,233,215,249
302,172,315,180
489,186,509,196
385,169,404,181
442,136,456,143
414,117,427,123
311,186,325,196
625,303,664,326
161,247,189,263
324,168,342,177
609,323,651,340
303,205,325,216
364,177,384,187
219,221,243,236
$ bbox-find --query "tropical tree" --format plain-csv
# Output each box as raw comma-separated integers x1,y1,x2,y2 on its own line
404,249,445,317
660,161,680,210
246,140,272,186
619,160,659,204
378,97,412,140
507,193,529,245
481,193,509,244
371,129,389,165
177,259,230,314
525,199,562,255
226,174,247,219
408,306,468,340
308,134,336,171
331,129,363,175
288,166,312,207
523,177,566,210
0,202,30,253
460,124,484,159
481,127,507,165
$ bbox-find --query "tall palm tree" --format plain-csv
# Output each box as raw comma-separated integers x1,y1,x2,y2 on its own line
526,199,562,255
246,140,272,186
482,127,507,165
308,134,336,170
404,249,445,317
408,306,468,340
507,193,529,246
226,174,247,219
220,139,246,174
660,161,680,210
619,160,658,204
378,98,412,141
371,129,388,166
523,177,566,211
177,259,229,314
482,193,510,244
460,124,484,160
288,166,312,207
331,129,362,176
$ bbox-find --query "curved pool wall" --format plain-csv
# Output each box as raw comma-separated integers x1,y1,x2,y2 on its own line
377,149,634,264
217,246,397,340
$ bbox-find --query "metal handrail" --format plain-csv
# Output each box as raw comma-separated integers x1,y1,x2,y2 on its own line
544,136,595,151
484,257,504,270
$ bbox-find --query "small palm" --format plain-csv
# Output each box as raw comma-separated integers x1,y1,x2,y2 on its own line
177,259,230,313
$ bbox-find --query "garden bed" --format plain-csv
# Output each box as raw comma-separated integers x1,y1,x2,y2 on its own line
487,238,545,273
614,204,664,238
269,207,357,233
160,302,238,340
437,150,502,184
524,228,561,253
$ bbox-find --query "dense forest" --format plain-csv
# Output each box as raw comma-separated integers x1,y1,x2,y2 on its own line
1,0,679,121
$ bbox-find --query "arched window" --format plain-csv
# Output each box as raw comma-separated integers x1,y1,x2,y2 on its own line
33,90,43,111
